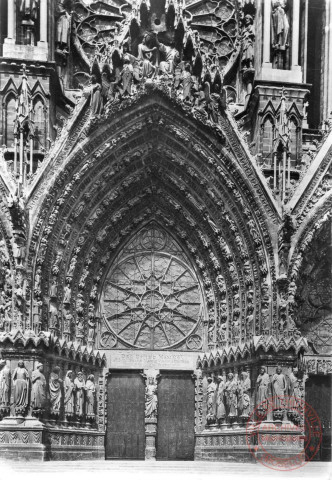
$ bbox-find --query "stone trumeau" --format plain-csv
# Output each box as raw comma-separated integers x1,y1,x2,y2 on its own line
0,0,330,464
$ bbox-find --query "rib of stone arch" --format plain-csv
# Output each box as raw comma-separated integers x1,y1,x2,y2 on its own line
26,91,281,222
24,93,281,331
28,151,275,336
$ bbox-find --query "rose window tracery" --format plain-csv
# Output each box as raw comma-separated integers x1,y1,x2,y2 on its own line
100,224,204,350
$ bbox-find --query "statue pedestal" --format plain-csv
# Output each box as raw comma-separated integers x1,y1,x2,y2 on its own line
145,418,157,460
0,417,105,461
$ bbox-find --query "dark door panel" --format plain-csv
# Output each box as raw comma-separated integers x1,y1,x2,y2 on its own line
157,371,195,460
106,371,145,460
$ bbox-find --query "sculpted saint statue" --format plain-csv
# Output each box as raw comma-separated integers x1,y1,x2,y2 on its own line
238,371,251,417
145,377,158,419
206,376,217,419
225,373,238,419
272,366,287,410
64,370,75,418
49,366,62,415
272,0,289,49
85,374,96,417
256,366,270,405
74,371,85,418
31,362,46,411
0,360,10,408
13,360,29,415
215,376,226,423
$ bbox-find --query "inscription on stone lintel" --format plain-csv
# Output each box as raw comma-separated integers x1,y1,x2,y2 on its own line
106,350,199,370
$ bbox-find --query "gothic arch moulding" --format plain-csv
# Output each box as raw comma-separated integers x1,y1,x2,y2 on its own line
26,94,279,351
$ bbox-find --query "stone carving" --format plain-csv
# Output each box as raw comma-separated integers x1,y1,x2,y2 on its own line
272,0,289,51
225,373,238,420
13,361,29,416
31,362,46,415
145,376,158,419
0,360,10,415
241,15,255,69
256,366,270,416
206,376,217,424
49,366,62,418
272,366,287,419
238,371,251,419
74,371,85,419
85,374,96,421
215,376,226,425
64,371,75,421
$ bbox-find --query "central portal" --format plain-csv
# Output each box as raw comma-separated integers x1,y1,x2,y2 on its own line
106,369,195,460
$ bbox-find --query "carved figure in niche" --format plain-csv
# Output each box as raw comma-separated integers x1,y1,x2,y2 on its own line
12,235,26,266
145,376,158,419
31,362,46,413
49,366,62,415
238,371,251,418
63,284,71,304
232,319,240,340
76,317,84,342
49,279,58,298
287,366,303,422
241,15,255,69
218,321,227,343
13,360,29,415
0,360,10,409
85,374,96,418
272,0,289,50
256,366,270,406
64,370,75,419
49,303,58,329
157,40,180,76
272,366,287,411
56,2,71,53
120,57,133,96
87,315,96,344
34,266,42,296
225,373,238,419
89,75,103,116
138,33,157,78
181,63,192,101
216,274,226,295
74,371,85,418
215,375,226,423
206,376,217,422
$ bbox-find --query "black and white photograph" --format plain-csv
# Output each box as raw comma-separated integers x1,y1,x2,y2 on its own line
0,1,330,479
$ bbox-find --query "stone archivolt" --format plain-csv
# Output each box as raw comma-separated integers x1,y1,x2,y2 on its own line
23,95,277,350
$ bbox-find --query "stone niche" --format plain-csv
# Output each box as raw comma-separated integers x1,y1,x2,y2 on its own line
194,335,308,463
0,331,106,461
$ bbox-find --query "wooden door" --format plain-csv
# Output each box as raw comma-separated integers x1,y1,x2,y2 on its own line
106,371,145,460
156,371,195,460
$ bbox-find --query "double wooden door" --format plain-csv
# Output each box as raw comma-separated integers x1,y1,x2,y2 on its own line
106,370,195,460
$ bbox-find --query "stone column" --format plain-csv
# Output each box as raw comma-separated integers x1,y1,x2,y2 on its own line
143,369,159,460
4,0,15,44
263,0,272,64
291,0,301,71
38,0,48,44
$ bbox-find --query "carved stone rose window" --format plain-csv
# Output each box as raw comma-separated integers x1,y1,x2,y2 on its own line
100,223,204,350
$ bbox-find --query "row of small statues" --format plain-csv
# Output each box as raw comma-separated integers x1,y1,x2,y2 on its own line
206,366,302,425
0,360,96,423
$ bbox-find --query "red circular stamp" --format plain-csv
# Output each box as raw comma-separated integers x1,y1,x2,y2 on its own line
245,395,322,471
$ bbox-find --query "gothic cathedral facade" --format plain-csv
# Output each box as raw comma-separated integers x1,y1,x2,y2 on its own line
0,0,330,464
